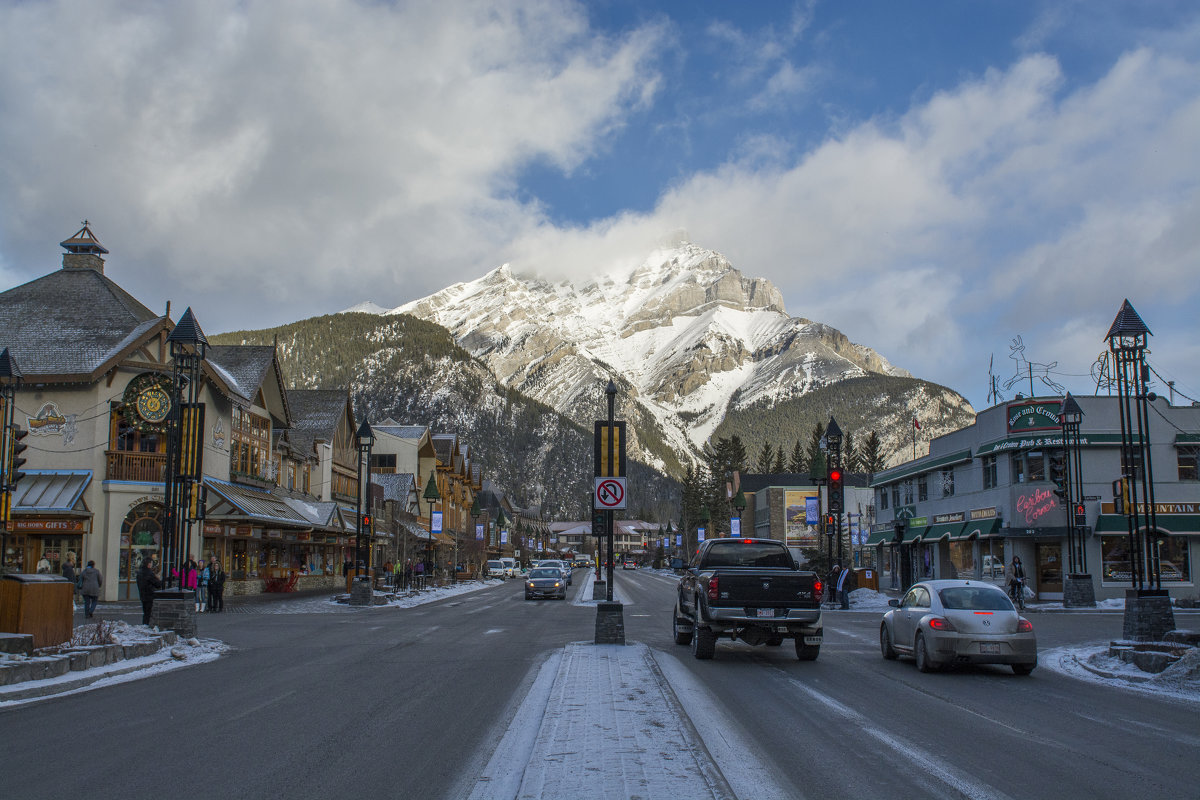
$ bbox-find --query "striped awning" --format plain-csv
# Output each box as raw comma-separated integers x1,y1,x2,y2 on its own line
955,518,1001,539
924,521,965,542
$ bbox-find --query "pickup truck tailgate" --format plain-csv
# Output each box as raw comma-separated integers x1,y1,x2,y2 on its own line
712,571,819,607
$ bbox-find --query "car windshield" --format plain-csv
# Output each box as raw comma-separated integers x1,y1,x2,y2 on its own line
702,541,793,568
938,586,1014,611
529,569,559,579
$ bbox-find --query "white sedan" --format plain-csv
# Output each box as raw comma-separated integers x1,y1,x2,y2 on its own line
880,579,1037,675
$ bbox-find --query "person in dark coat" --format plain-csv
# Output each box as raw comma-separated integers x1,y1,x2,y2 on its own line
136,557,163,626
208,559,227,612
79,561,103,618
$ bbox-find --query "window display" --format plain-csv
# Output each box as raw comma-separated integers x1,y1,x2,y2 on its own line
1101,534,1191,583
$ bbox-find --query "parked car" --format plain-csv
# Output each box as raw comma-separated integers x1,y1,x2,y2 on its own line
525,567,567,600
880,579,1037,675
622,558,637,570
485,560,508,580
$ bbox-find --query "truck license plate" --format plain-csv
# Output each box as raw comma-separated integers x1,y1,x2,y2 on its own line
804,636,822,645
980,643,1000,654
757,608,774,618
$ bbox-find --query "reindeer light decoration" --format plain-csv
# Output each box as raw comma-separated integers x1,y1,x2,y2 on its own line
1003,335,1065,395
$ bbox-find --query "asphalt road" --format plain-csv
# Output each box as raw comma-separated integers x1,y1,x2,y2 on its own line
3,570,1196,800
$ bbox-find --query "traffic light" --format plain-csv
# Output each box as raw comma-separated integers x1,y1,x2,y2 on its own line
1073,503,1086,528
6,424,28,490
825,514,835,534
1112,477,1128,514
1050,456,1066,499
361,513,372,530
827,467,843,514
591,506,605,537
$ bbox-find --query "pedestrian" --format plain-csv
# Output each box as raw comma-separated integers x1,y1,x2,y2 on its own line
208,558,226,612
414,559,425,588
343,557,352,577
827,564,840,605
137,557,163,626
836,564,851,609
36,555,52,574
196,558,210,612
62,554,78,597
79,560,103,618
1005,556,1027,607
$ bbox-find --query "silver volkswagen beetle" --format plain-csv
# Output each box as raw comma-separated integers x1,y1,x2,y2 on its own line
880,579,1037,674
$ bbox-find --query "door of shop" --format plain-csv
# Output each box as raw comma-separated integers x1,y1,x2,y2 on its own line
1035,543,1063,600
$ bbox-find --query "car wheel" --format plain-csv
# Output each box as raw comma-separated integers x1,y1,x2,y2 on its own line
1012,663,1036,676
915,632,938,673
795,638,820,661
880,623,898,660
672,611,693,646
692,626,716,660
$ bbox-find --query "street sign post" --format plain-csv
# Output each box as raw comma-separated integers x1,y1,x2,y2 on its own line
594,476,627,510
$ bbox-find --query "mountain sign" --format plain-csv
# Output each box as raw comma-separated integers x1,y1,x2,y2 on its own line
594,477,627,510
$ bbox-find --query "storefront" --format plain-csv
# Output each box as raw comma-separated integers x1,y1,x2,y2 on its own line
7,470,94,575
1095,507,1197,588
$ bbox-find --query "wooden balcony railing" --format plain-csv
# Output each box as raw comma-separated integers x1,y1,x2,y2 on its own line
106,450,167,483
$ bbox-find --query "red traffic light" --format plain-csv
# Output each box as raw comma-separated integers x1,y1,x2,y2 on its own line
361,514,372,527
829,469,842,482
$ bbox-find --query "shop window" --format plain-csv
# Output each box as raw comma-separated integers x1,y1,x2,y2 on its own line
1099,535,1189,583
917,475,928,502
1011,456,1025,484
1178,447,1199,481
948,541,975,579
891,486,900,508
1026,451,1045,482
982,455,998,489
941,468,955,497
231,408,271,479
903,480,914,505
879,490,889,510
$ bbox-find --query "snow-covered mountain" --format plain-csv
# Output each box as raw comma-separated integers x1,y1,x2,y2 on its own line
352,241,971,470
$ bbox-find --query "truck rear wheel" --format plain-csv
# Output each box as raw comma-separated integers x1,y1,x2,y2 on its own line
692,626,716,659
795,638,820,661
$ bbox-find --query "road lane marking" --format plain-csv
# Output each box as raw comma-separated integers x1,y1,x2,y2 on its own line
782,676,1015,800
484,629,504,635
464,603,497,615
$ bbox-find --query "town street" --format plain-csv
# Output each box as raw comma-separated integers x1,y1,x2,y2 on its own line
3,571,1197,799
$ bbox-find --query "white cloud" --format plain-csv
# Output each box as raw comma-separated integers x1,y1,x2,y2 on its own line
0,0,664,317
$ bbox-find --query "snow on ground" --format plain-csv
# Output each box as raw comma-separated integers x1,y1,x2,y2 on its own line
0,621,228,708
1042,643,1200,704
249,579,505,613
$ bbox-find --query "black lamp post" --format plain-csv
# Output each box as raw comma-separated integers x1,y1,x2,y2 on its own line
470,495,482,573
0,348,24,568
354,419,374,582
825,417,844,567
423,472,441,584
1058,393,1094,608
163,308,208,588
1106,300,1174,639
496,506,509,564
732,489,747,537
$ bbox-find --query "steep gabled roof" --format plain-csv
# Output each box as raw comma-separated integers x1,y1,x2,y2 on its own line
432,432,457,465
287,389,352,455
371,472,416,505
0,266,168,379
373,424,429,440
207,344,292,423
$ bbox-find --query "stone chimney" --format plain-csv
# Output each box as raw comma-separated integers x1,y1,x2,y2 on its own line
60,221,109,273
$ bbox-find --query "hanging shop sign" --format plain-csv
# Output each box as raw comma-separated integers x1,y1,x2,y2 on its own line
27,402,78,443
932,511,965,524
121,373,174,433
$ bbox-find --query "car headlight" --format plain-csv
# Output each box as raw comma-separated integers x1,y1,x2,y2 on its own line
554,582,561,587
526,582,534,588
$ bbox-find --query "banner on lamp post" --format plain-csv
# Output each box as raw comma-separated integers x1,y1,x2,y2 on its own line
730,517,741,537
475,523,484,540
432,511,443,534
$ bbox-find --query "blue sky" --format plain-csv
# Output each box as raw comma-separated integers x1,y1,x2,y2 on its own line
1,0,1198,410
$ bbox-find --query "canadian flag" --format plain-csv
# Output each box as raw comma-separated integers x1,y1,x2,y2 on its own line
913,417,921,430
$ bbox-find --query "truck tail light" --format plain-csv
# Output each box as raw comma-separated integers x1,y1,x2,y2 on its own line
707,575,719,601
813,579,822,598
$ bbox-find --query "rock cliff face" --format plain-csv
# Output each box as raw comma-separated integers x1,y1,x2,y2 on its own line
364,240,969,470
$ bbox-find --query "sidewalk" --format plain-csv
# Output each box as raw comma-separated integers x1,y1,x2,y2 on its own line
470,642,735,800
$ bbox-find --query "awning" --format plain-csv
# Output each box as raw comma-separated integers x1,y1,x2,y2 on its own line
955,519,1001,539
205,478,311,528
434,533,456,546
11,470,92,514
924,521,965,542
1096,514,1200,534
865,528,895,546
902,526,928,544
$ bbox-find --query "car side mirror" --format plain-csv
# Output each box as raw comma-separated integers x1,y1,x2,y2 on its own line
888,599,900,608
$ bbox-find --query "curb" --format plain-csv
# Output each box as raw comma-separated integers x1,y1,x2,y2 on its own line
1067,652,1153,684
0,654,176,702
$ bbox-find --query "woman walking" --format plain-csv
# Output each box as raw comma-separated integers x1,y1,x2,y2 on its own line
137,557,162,626
79,560,103,618
208,559,226,612
196,558,210,612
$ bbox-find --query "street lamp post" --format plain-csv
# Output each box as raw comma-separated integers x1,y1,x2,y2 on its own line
732,489,746,537
1106,300,1174,640
423,472,441,587
825,417,844,568
354,419,374,582
0,348,24,569
470,495,482,576
1059,394,1094,608
163,308,208,591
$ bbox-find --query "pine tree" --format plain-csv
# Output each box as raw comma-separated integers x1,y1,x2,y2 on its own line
756,440,775,473
789,439,806,473
772,447,785,473
842,429,858,472
806,422,826,473
860,430,887,474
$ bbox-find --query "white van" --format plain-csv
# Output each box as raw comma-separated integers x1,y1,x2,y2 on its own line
499,557,519,578
486,560,507,580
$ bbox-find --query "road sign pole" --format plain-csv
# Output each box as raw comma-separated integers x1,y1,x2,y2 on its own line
606,384,615,601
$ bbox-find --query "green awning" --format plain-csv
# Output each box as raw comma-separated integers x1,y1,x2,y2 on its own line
903,526,928,543
866,528,894,546
955,518,1001,539
924,521,965,542
1097,514,1200,534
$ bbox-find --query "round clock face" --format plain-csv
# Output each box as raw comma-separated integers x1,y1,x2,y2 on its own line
137,386,171,423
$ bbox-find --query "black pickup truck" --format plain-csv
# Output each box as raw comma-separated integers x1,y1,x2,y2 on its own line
672,538,824,660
